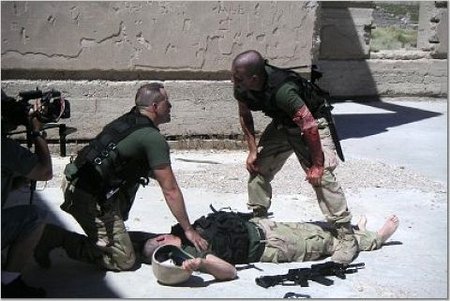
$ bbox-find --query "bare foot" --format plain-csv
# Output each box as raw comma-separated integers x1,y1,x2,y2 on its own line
377,215,400,243
357,215,367,231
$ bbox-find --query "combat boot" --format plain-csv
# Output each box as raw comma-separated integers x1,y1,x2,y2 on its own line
1,276,46,298
331,222,359,265
34,223,67,268
35,223,105,268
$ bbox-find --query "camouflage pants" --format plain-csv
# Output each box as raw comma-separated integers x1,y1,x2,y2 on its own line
247,118,351,225
254,218,381,263
59,179,138,271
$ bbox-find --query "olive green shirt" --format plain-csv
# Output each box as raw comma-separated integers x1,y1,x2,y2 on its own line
115,126,171,181
68,122,171,220
274,81,305,118
234,65,306,126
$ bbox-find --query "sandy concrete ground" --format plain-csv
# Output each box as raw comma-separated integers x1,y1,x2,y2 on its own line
4,98,447,298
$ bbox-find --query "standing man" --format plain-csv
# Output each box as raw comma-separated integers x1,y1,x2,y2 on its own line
34,83,207,271
230,50,357,264
1,91,52,297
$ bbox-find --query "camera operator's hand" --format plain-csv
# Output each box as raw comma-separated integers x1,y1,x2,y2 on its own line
24,98,53,181
28,99,44,132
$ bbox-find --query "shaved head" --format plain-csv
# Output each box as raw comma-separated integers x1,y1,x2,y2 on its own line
135,82,166,108
232,50,266,77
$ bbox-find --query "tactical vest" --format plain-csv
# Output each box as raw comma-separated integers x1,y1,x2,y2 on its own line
235,63,327,126
171,211,250,264
64,107,156,196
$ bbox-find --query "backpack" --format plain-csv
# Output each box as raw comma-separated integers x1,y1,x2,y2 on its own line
171,210,250,264
64,107,156,195
265,62,330,119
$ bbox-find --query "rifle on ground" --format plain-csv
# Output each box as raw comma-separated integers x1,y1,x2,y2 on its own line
255,261,365,288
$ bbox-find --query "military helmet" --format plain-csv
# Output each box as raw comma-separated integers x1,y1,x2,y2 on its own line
152,245,194,285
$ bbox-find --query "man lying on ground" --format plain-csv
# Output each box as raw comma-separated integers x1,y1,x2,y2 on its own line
142,211,400,281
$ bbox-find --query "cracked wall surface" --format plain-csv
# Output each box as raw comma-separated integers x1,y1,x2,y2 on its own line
1,1,318,75
1,1,447,146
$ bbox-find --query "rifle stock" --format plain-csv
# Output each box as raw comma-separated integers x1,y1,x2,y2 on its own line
255,275,285,288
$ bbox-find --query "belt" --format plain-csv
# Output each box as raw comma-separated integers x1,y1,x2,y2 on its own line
254,225,267,261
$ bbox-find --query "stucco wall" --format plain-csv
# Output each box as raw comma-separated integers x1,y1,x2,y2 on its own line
1,1,447,150
317,1,447,99
1,1,318,78
318,1,374,60
318,55,448,98
2,1,447,95
417,1,448,58
0,79,271,142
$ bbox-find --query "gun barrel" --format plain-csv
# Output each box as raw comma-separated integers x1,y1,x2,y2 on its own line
348,262,365,269
19,90,43,100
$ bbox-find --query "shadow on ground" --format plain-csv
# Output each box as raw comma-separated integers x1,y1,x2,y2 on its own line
4,190,128,297
333,101,442,140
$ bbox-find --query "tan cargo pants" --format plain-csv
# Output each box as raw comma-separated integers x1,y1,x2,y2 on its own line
59,179,138,271
247,118,352,225
253,218,381,263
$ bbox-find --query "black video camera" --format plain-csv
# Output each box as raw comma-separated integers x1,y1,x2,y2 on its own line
1,88,71,130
